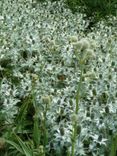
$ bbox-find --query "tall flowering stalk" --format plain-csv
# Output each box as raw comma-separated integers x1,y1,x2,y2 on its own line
70,37,95,156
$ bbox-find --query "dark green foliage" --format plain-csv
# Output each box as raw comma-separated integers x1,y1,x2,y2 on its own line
37,0,117,28
66,0,117,29
65,0,80,13
0,98,6,137
66,0,117,17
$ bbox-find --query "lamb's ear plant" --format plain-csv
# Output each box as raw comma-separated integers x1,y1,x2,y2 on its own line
70,38,95,156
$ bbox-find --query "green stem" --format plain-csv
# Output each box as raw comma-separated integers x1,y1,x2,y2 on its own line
71,123,77,156
71,62,84,156
43,104,48,149
76,64,83,114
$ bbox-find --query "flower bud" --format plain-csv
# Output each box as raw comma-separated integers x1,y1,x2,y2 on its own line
42,95,51,105
83,48,95,61
71,113,78,123
69,36,78,43
72,38,90,52
38,145,45,156
72,41,82,51
31,74,39,81
80,38,90,51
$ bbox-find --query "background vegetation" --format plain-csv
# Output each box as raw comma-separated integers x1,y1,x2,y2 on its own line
0,0,117,155
37,0,117,28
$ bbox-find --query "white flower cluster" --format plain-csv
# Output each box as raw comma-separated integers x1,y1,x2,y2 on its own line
70,37,96,65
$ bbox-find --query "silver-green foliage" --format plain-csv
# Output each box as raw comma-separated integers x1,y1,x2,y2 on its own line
0,0,117,155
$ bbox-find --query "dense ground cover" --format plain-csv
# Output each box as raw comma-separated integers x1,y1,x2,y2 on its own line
0,0,117,155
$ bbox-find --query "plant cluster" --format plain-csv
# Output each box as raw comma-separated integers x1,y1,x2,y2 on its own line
0,0,117,156
37,0,117,28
